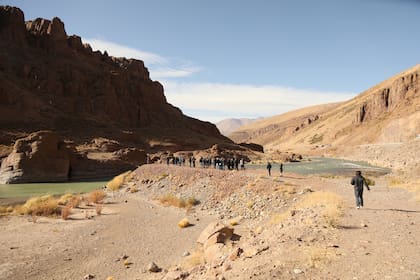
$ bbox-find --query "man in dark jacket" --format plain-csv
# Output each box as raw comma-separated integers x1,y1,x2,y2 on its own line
351,171,370,209
267,162,272,176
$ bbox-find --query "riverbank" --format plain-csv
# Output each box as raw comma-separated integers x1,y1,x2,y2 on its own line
0,181,108,206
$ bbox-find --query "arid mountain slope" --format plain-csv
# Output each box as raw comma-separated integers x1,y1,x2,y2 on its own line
229,103,341,146
0,6,231,153
215,118,260,136
231,65,420,155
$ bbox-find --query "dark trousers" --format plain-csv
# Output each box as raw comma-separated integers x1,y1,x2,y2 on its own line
354,187,364,207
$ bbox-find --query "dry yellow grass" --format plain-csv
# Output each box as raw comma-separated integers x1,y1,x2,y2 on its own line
88,190,106,204
297,191,345,227
58,193,73,205
58,193,82,208
276,185,296,197
306,246,335,268
0,206,13,215
129,186,139,193
270,191,345,227
158,194,200,209
388,178,420,202
95,204,103,215
181,249,204,269
15,195,61,216
106,171,132,191
246,200,255,209
61,204,72,220
178,218,190,228
270,211,290,225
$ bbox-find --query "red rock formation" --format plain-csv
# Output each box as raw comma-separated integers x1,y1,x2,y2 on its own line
0,131,71,183
0,6,228,147
0,6,238,182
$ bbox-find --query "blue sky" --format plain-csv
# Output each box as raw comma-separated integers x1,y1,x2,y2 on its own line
3,0,420,122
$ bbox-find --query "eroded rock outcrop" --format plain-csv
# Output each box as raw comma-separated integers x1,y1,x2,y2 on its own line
0,131,71,183
355,72,419,124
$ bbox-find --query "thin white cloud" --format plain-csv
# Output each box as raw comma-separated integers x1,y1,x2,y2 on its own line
83,38,200,79
84,38,166,65
152,67,202,78
162,81,357,123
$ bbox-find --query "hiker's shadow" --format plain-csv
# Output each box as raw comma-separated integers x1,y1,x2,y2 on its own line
364,208,420,213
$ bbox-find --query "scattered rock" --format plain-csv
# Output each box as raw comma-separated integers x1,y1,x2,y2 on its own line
147,262,161,273
204,243,225,264
163,270,190,280
293,268,304,274
197,222,233,246
182,251,190,257
83,274,95,279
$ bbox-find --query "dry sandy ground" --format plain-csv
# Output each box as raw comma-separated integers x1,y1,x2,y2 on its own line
0,166,419,280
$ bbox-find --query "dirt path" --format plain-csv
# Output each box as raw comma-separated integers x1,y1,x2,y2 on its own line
317,178,420,279
0,195,215,280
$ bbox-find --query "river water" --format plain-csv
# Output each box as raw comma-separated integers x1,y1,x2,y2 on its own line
0,157,390,204
0,181,107,204
248,157,390,176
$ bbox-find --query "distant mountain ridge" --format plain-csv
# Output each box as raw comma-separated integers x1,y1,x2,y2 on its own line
216,118,261,136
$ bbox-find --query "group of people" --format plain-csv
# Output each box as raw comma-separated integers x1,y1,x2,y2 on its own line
167,156,372,209
166,155,246,171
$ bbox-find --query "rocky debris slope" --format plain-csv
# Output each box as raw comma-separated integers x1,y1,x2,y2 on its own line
114,165,345,279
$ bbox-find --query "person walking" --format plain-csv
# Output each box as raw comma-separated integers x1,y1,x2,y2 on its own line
279,163,283,176
351,170,370,209
266,162,272,176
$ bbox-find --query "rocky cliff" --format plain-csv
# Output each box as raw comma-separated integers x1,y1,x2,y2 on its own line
0,6,228,145
0,6,234,183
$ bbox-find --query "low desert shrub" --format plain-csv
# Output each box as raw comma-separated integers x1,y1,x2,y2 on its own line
18,195,61,216
229,218,240,226
106,171,132,191
158,194,200,209
178,218,190,228
58,193,73,205
0,206,8,215
364,177,375,186
186,197,200,207
61,204,72,220
58,193,82,208
88,190,106,204
159,173,169,180
129,186,139,193
95,204,103,215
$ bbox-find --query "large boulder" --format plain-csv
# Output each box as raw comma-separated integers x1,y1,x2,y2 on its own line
197,222,234,248
0,131,72,183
